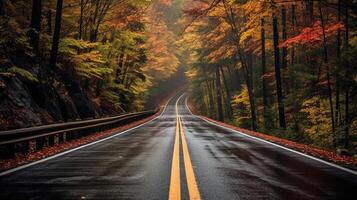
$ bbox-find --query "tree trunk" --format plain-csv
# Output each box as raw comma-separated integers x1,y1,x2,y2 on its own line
205,79,213,116
309,0,314,23
344,0,349,149
90,0,100,42
273,15,286,129
291,4,296,65
220,66,232,119
29,0,42,52
215,67,224,121
222,1,257,130
261,18,269,129
47,9,52,34
318,1,336,138
0,0,3,15
79,0,84,39
335,0,341,130
49,0,63,69
281,7,287,70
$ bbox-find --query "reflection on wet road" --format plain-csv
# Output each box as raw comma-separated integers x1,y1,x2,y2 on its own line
0,92,356,199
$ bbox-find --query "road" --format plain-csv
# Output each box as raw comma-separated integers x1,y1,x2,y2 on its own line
0,92,356,200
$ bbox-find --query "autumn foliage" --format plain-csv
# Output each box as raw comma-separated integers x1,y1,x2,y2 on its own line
280,21,345,48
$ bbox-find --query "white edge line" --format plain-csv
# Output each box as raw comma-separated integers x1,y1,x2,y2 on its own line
0,93,177,177
183,94,357,176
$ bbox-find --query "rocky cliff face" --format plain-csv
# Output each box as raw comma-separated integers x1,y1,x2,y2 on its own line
0,67,119,130
0,55,117,130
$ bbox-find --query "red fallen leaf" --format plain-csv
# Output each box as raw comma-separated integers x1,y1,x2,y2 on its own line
0,106,165,171
187,101,357,166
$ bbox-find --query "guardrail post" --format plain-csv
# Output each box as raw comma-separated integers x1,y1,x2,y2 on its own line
59,133,64,143
48,135,55,146
36,137,45,150
15,141,29,155
0,110,157,159
54,134,59,145
0,144,15,159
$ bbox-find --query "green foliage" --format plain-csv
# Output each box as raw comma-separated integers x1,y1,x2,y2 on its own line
7,67,38,82
59,38,97,55
59,38,112,79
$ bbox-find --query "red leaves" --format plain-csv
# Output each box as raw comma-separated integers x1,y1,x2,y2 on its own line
279,21,345,48
200,116,357,166
0,107,164,171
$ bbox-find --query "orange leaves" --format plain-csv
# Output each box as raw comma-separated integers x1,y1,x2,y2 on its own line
261,71,275,80
279,21,345,48
144,3,180,80
158,0,173,6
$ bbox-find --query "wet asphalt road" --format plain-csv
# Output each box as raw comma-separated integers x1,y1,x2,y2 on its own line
0,92,356,200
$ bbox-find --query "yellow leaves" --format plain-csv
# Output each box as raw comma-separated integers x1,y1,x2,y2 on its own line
204,44,235,63
231,85,252,126
73,52,112,79
185,68,198,79
231,85,250,108
301,96,333,146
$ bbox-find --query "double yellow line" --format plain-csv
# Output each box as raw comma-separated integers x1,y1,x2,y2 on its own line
169,96,201,200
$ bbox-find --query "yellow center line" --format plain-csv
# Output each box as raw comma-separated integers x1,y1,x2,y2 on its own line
168,101,181,200
168,95,201,200
179,116,201,200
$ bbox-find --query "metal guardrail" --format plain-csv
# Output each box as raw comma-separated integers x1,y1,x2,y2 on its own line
0,109,158,158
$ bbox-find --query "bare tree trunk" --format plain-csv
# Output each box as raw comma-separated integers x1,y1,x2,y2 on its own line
335,0,341,131
281,7,287,70
29,0,42,52
216,67,224,121
291,4,296,65
273,14,286,129
79,0,84,39
309,0,314,23
47,9,52,34
344,0,349,149
0,0,3,15
318,1,336,139
261,18,269,129
222,1,257,130
220,66,232,119
90,0,100,42
49,0,63,69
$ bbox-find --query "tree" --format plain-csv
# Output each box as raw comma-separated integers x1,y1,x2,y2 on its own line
273,14,286,129
49,0,63,70
216,66,224,121
261,18,270,129
29,0,42,52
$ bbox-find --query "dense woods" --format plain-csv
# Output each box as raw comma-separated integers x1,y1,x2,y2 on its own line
0,0,356,155
0,0,183,130
182,0,356,153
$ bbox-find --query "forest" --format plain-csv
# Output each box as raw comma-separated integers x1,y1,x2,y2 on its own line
0,0,183,129
183,0,356,154
0,0,356,155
